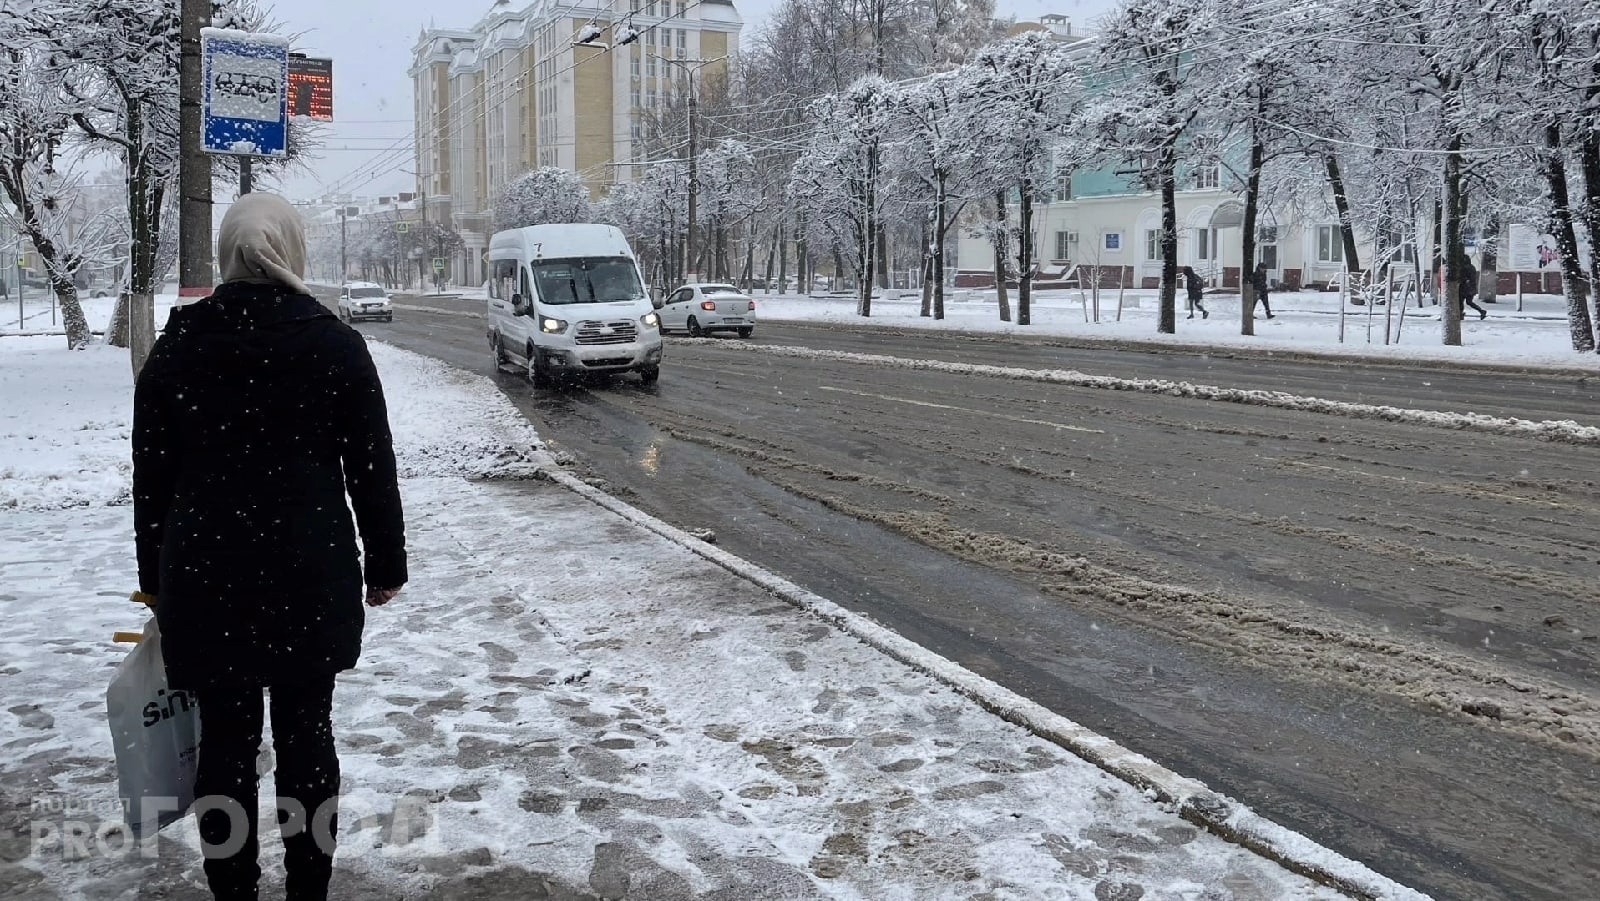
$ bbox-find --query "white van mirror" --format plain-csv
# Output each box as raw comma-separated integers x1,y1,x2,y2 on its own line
511,293,528,315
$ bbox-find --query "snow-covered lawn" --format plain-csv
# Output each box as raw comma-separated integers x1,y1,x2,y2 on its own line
0,293,180,337
746,288,1600,370
0,336,1422,899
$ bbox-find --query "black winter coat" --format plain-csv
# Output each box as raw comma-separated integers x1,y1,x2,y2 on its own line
132,284,406,689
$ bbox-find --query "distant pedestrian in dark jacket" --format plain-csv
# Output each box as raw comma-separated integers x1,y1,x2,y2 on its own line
1182,266,1208,319
1250,262,1275,319
1459,256,1487,320
133,192,406,901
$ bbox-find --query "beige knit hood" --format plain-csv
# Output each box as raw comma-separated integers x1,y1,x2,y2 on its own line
216,193,310,296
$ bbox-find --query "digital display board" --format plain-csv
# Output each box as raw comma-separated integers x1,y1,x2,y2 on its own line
288,55,334,121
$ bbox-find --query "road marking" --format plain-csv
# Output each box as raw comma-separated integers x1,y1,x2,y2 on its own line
818,385,1105,434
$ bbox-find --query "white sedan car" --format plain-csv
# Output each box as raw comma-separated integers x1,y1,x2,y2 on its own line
337,282,394,323
657,283,756,337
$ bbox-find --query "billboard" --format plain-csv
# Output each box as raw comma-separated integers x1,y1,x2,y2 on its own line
1508,224,1591,272
288,55,334,121
201,28,288,157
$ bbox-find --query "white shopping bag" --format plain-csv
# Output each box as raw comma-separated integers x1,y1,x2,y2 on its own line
106,616,201,838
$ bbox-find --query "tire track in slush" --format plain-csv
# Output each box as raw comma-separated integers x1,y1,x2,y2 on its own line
607,351,1600,761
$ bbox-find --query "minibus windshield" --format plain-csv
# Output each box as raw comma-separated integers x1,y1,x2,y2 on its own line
530,258,646,305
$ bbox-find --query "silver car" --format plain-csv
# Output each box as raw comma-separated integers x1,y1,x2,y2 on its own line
658,283,756,337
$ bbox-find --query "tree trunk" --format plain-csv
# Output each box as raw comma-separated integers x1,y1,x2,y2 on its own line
1479,211,1500,304
933,182,948,321
777,223,788,294
1159,150,1178,335
1442,134,1464,346
1325,154,1362,273
1541,121,1595,351
919,217,932,317
1580,129,1600,338
107,294,131,348
859,148,878,317
1241,113,1264,337
763,225,778,294
1017,179,1034,326
993,190,1011,323
1430,195,1443,305
875,222,889,290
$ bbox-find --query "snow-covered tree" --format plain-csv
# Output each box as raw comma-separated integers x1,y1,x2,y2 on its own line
494,167,594,230
886,69,985,319
1202,0,1339,335
790,77,893,315
1085,0,1215,334
695,139,761,283
598,163,688,292
969,31,1079,326
0,20,99,349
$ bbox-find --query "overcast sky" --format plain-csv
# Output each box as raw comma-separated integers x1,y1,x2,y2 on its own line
263,0,1116,202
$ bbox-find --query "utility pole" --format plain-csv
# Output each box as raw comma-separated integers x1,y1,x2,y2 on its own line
178,0,213,299
658,55,724,282
339,206,349,285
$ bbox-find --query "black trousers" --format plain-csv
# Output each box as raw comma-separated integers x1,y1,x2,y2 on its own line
1256,288,1273,316
195,675,339,901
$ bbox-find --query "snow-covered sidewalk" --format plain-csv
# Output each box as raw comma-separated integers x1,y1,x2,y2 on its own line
0,337,1420,899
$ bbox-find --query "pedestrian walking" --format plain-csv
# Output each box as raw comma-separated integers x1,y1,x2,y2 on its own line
1182,266,1208,319
1459,255,1487,320
1250,262,1275,319
132,193,407,901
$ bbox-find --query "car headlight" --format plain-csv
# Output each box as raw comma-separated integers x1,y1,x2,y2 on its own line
540,317,568,334
641,312,660,329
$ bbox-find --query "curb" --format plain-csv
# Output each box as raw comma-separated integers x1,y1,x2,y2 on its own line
758,316,1600,378
540,466,1430,901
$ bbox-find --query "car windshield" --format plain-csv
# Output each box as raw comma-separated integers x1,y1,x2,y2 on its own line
349,287,386,299
531,258,646,305
702,285,741,295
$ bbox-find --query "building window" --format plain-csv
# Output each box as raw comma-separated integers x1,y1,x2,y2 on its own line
1145,229,1163,261
646,1,656,15
1195,227,1217,260
677,28,687,49
632,56,640,76
1052,172,1072,203
1054,230,1077,262
1190,165,1220,190
1316,225,1344,263
647,54,656,77
631,88,641,108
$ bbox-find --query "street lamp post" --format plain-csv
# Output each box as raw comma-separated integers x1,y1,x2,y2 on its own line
656,55,725,282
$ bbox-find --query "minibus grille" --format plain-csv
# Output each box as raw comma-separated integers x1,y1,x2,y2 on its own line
575,320,638,345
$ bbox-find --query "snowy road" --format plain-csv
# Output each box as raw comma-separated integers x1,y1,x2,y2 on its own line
347,297,1600,900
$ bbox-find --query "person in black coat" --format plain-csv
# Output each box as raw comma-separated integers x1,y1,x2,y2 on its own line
1250,262,1275,319
1181,265,1209,319
133,193,406,901
1458,255,1487,320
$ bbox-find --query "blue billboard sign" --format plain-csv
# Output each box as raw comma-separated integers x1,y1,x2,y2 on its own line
201,28,289,157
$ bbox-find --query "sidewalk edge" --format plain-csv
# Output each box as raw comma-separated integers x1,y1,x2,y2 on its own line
539,467,1431,901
